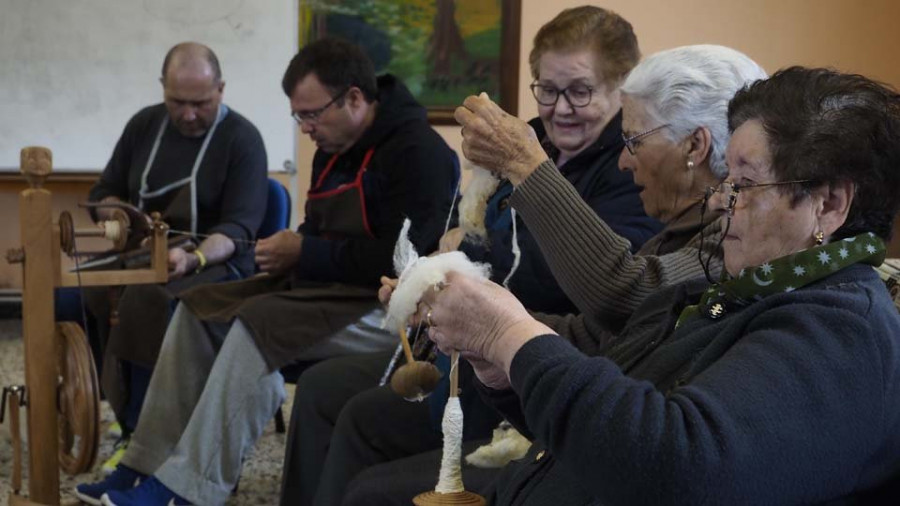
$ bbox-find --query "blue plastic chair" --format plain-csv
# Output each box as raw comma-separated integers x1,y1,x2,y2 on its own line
258,178,292,239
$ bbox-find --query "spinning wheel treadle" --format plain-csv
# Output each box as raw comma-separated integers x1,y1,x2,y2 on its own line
56,321,100,475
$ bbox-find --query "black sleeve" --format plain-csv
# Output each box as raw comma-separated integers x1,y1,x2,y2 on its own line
205,122,268,253
473,379,534,441
89,112,145,217
509,301,889,504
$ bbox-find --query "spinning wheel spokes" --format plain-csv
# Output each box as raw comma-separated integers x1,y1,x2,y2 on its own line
56,321,100,475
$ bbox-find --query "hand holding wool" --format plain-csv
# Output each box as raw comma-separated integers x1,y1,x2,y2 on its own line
454,93,548,186
420,271,553,376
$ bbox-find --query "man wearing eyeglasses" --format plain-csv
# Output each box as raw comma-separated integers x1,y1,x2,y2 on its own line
76,37,457,506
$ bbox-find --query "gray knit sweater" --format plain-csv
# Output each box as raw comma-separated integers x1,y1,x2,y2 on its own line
511,160,723,351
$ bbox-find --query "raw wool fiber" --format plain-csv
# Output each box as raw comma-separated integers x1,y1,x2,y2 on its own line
383,250,491,332
466,420,532,468
392,218,419,278
458,164,501,244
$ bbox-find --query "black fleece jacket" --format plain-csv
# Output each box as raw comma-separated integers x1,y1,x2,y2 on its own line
294,74,456,287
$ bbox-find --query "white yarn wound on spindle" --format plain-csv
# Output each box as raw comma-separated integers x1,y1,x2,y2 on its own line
103,219,122,243
435,396,465,493
458,164,501,243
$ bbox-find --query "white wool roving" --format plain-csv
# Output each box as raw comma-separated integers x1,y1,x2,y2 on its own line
458,164,501,243
435,396,465,493
392,218,418,277
465,421,532,468
383,251,491,331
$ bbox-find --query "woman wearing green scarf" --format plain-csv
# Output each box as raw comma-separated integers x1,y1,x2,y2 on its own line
420,67,900,504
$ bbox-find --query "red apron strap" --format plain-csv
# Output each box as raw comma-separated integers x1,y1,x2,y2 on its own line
312,153,341,191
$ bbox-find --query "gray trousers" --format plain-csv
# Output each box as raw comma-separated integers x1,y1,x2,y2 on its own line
120,303,286,505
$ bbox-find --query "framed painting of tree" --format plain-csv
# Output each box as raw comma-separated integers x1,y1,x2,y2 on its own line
299,0,521,124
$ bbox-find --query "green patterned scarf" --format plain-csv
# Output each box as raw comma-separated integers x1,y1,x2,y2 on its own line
677,232,886,327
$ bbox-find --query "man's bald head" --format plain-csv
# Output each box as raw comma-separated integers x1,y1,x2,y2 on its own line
160,42,225,137
161,42,222,84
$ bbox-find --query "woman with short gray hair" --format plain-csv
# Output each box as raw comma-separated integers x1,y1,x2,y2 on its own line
456,44,766,325
621,44,766,178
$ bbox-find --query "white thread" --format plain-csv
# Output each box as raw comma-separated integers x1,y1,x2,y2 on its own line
443,175,462,237
502,207,521,289
379,343,404,387
434,396,465,493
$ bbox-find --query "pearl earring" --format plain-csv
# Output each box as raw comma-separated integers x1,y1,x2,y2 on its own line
686,160,695,169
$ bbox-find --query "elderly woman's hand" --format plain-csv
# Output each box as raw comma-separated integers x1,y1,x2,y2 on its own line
454,94,548,185
463,352,512,390
420,271,553,376
378,276,398,306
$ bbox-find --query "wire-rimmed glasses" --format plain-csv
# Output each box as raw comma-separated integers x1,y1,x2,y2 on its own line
621,124,670,155
291,88,349,125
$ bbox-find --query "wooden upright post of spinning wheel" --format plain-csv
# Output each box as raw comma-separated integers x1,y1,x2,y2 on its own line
5,147,169,506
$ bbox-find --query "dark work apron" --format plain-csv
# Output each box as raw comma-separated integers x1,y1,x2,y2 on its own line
180,148,381,371
92,107,239,418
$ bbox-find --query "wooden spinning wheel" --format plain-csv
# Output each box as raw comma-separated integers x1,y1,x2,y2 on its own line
4,146,169,506
56,321,100,475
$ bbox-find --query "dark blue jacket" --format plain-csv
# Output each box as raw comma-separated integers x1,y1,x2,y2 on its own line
487,264,900,505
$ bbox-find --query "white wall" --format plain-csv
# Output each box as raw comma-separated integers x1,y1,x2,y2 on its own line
0,0,297,172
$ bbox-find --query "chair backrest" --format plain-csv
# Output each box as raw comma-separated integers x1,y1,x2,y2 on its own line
258,178,292,239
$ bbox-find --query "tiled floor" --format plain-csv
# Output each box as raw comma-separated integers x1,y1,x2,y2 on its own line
0,318,292,505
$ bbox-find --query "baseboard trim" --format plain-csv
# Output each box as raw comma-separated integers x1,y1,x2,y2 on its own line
0,292,22,319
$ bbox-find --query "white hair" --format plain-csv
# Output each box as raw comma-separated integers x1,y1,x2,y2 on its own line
620,45,767,177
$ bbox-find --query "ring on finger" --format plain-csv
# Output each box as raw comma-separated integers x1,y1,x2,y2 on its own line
426,308,435,328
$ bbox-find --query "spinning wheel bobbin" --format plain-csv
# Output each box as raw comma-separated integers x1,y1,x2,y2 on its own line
58,209,131,256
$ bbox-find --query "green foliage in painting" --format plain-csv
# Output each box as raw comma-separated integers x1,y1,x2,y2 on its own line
300,0,503,109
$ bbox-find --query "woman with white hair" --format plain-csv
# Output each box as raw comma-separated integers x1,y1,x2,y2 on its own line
341,45,768,505
455,44,767,333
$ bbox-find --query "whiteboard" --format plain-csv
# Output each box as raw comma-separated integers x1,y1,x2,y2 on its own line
0,0,297,171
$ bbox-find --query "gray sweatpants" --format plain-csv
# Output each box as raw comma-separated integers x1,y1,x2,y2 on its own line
120,303,286,505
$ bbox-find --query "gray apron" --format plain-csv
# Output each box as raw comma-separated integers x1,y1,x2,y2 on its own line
180,147,381,371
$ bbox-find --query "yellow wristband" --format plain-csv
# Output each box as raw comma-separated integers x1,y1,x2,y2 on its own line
194,249,208,273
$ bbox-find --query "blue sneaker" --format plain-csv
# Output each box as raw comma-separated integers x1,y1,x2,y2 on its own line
101,476,192,506
74,465,146,505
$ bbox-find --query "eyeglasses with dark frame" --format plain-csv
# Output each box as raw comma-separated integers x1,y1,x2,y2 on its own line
529,82,595,108
621,124,671,155
705,179,817,216
291,88,349,125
